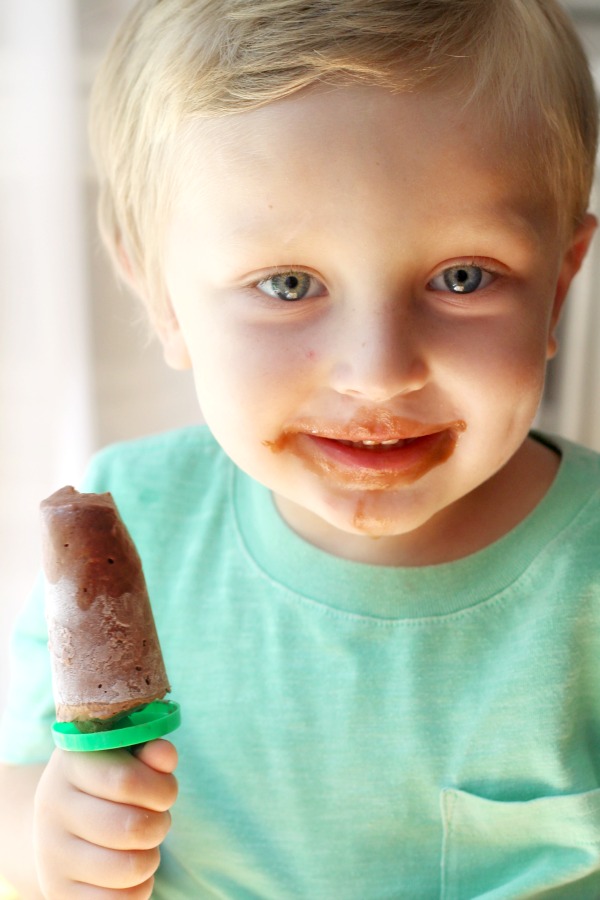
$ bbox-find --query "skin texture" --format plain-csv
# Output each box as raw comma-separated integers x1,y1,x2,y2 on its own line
160,84,596,565
33,739,177,898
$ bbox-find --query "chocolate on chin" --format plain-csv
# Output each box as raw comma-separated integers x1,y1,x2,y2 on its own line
40,486,170,733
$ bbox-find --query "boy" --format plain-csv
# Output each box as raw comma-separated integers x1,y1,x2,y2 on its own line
1,0,600,896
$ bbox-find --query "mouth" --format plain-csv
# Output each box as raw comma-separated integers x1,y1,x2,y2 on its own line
265,413,466,487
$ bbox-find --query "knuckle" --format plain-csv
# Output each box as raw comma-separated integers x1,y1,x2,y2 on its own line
123,807,171,848
123,807,152,846
125,846,161,884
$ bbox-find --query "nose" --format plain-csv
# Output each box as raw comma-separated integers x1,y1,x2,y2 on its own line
328,299,430,402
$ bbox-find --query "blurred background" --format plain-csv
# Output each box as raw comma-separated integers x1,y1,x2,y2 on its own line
1,0,599,723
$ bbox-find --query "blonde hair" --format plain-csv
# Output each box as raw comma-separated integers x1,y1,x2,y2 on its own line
90,0,598,325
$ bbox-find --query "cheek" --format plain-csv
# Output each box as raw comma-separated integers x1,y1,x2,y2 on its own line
458,314,549,378
484,344,551,434
187,321,320,417
437,316,550,429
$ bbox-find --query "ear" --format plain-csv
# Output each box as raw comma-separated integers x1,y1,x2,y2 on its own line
115,240,192,371
547,213,597,359
155,310,192,371
115,241,140,295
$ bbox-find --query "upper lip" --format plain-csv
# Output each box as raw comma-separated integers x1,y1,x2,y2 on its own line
284,412,466,444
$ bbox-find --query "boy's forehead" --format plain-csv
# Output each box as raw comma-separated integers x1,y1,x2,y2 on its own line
182,85,476,161
172,84,558,246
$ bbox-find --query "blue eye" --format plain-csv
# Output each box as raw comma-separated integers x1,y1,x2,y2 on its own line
429,265,493,294
257,271,321,302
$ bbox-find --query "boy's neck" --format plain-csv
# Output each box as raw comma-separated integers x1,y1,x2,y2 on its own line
274,435,560,567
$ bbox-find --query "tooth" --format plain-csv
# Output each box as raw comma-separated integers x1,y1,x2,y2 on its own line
338,438,403,448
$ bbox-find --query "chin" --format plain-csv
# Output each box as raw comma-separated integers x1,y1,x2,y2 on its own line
320,493,434,540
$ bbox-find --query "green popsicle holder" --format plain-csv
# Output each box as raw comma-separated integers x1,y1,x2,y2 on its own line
52,700,181,752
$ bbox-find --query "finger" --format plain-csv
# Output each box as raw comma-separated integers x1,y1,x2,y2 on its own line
132,739,178,774
61,748,178,812
55,835,160,891
34,754,163,897
60,789,172,850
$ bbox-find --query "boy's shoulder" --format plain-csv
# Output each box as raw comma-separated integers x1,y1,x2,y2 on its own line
81,425,229,506
550,432,600,489
88,422,220,466
539,433,600,557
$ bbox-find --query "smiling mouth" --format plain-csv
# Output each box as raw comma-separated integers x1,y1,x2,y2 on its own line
264,413,466,487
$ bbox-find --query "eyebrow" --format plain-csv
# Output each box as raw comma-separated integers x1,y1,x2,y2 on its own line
218,208,546,263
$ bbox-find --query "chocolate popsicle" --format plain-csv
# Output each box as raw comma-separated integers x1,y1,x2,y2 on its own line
40,486,170,733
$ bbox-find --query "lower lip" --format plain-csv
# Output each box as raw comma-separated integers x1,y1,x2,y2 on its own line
296,430,458,487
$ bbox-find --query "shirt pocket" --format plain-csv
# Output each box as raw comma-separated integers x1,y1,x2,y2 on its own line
440,786,600,900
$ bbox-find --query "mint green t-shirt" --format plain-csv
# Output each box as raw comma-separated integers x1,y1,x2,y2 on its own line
2,427,600,898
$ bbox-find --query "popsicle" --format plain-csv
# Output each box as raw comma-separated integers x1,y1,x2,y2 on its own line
40,486,173,741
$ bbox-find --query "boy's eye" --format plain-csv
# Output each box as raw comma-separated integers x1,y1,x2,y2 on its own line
428,265,493,294
257,271,323,302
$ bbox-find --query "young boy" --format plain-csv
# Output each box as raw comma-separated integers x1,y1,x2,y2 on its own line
1,0,599,896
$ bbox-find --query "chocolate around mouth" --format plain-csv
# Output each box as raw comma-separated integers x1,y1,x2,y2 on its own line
264,420,466,489
264,413,466,451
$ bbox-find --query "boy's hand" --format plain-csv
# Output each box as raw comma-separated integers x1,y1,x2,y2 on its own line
33,739,178,899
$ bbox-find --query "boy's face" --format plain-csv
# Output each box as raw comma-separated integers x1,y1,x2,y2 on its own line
162,85,594,564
